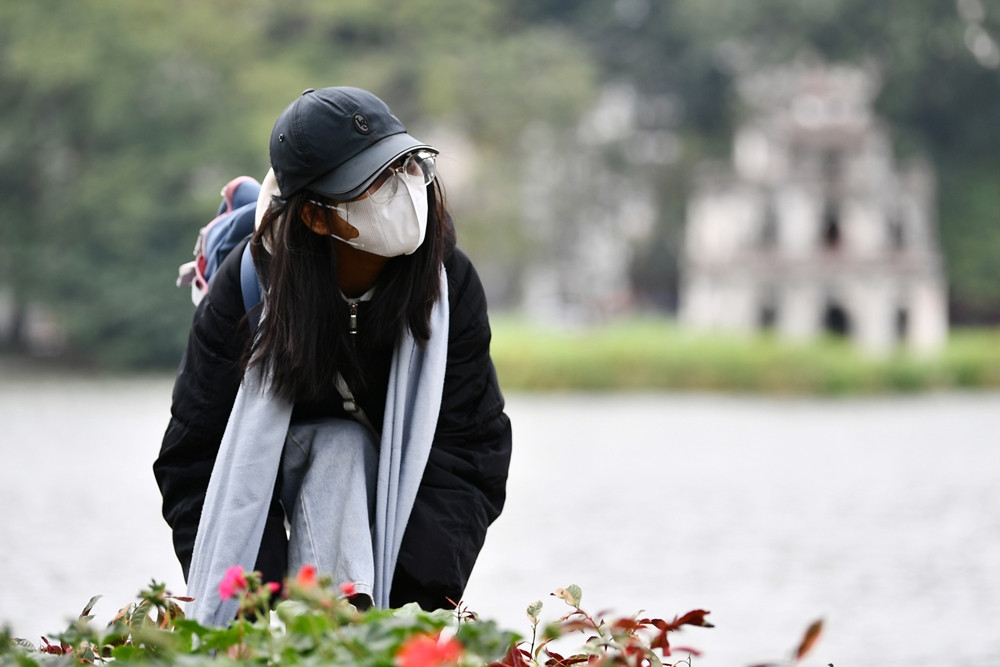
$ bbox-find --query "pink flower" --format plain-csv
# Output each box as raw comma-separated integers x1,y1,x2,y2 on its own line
218,565,247,600
396,632,464,667
339,580,357,597
295,564,318,588
267,581,281,594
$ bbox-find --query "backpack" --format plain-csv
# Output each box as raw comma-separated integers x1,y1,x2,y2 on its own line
176,175,263,312
175,175,376,433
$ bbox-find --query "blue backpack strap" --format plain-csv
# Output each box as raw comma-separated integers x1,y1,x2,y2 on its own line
239,241,263,329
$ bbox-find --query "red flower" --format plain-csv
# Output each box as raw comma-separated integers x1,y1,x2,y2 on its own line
396,632,464,667
218,565,247,600
295,564,318,588
340,580,357,597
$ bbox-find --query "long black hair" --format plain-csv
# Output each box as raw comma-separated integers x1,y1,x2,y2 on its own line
244,178,453,403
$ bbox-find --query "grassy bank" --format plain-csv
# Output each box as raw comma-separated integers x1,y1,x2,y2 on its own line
490,317,1000,394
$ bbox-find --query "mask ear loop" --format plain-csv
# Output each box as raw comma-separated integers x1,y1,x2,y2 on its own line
308,199,347,215
305,199,355,244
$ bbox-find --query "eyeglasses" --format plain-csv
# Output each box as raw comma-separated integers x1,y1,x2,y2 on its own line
353,150,436,200
309,150,438,208
387,150,437,188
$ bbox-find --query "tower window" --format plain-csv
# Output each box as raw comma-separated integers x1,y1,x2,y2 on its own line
823,301,850,337
896,307,909,342
822,201,842,249
759,287,778,330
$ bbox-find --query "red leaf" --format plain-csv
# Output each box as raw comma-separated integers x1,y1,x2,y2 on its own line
39,638,62,655
672,610,713,629
794,619,823,661
489,645,532,667
543,649,590,667
560,618,600,634
543,650,566,662
649,630,671,655
638,618,668,632
611,618,645,633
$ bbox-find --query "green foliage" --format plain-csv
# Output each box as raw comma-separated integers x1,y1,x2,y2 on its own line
0,573,727,667
0,0,599,366
490,317,1000,394
0,1,263,365
938,159,1000,324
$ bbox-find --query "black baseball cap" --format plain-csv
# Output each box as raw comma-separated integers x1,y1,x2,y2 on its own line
269,86,436,200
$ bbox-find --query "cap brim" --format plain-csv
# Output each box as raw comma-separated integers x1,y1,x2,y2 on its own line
306,132,436,200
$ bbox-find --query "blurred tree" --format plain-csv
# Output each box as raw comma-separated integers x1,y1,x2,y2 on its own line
0,0,599,366
2,0,998,369
1,1,265,365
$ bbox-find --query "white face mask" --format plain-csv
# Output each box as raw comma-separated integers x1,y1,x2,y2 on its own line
328,171,428,257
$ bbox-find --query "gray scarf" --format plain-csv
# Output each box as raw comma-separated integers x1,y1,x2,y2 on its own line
186,266,449,625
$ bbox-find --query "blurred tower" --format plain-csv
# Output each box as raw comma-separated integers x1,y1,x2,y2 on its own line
679,60,948,354
518,83,663,325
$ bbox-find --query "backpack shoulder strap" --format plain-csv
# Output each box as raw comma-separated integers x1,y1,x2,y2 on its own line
239,241,263,329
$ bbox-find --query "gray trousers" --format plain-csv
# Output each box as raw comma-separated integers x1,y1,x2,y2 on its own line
280,418,379,601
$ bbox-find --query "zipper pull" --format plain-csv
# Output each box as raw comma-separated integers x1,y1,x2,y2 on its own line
349,302,358,335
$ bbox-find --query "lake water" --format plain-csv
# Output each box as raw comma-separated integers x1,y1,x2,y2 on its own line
0,376,997,666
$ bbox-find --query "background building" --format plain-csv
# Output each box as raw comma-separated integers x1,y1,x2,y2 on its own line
680,60,948,355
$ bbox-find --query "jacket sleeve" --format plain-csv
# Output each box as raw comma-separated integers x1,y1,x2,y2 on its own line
153,241,287,583
390,249,513,609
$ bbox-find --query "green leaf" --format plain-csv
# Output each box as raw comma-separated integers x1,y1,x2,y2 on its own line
79,595,101,619
455,618,521,662
112,645,140,661
275,599,310,624
169,618,213,637
78,644,96,663
9,637,37,652
553,585,582,608
286,612,334,638
131,600,152,627
198,625,244,651
168,618,217,654
526,600,543,623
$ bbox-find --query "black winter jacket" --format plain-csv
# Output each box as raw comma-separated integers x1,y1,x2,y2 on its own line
153,238,512,610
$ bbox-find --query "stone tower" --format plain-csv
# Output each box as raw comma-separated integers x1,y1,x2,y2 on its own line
679,61,948,354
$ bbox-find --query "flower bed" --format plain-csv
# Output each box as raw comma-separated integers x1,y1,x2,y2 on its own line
2,566,821,667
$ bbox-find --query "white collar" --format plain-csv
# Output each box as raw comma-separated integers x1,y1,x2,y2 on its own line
341,285,376,303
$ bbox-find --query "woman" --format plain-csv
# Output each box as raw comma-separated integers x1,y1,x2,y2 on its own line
153,86,512,624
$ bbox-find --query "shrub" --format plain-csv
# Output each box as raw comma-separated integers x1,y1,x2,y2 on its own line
1,569,717,667
2,567,823,666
